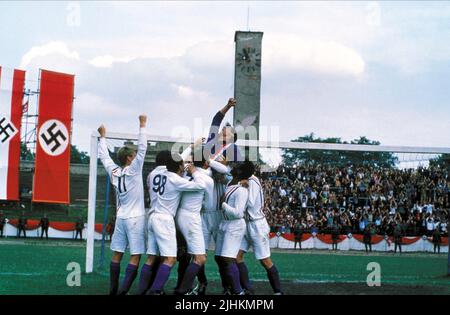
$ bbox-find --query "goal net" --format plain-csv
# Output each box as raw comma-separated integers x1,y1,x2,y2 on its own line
85,131,450,273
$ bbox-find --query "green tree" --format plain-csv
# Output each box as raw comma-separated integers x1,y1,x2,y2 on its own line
71,145,89,164
20,143,34,161
282,133,398,168
429,154,450,168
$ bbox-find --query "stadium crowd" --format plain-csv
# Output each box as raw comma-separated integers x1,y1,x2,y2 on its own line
259,164,449,237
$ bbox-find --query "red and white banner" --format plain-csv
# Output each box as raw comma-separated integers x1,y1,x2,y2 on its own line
0,66,25,200
33,70,74,204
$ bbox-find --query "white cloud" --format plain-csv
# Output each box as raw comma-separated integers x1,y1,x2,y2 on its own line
264,34,365,77
88,55,135,68
20,41,79,69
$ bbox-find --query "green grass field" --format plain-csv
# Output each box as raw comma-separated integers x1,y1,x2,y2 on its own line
1,239,449,295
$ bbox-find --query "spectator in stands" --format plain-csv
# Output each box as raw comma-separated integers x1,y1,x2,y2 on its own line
363,225,372,253
39,214,50,240
432,228,442,254
0,211,6,238
426,217,435,236
75,216,84,240
393,224,403,254
17,211,27,238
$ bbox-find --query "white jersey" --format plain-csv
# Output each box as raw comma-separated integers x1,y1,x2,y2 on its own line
221,184,248,220
152,169,205,217
147,165,167,212
179,168,214,213
246,175,265,221
98,128,147,219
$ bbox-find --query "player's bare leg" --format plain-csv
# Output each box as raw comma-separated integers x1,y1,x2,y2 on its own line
236,250,254,294
117,254,141,295
137,255,158,295
147,256,177,295
110,251,123,295
175,254,207,295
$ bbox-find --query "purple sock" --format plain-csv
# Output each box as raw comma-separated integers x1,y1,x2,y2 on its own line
176,255,190,290
176,262,201,294
197,265,207,284
119,264,138,294
137,264,153,295
237,262,252,290
266,265,282,294
149,264,172,293
225,263,243,294
110,262,120,295
215,256,228,289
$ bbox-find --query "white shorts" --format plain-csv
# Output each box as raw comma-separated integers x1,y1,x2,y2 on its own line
147,212,177,257
111,215,146,255
202,211,221,250
176,210,206,255
240,219,271,260
215,218,246,258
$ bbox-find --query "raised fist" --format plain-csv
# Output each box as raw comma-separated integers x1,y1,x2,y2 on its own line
227,98,236,107
97,125,106,138
139,115,147,127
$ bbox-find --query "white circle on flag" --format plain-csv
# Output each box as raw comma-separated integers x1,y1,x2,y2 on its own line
38,119,70,156
0,116,18,146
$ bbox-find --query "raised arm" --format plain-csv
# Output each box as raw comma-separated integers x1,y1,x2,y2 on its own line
222,187,248,219
129,115,148,172
98,125,119,177
205,98,236,149
208,159,231,175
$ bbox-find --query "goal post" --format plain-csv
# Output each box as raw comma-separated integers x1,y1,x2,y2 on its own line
85,130,450,274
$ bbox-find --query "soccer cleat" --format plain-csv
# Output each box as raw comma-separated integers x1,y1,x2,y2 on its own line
197,283,207,296
244,288,255,295
274,291,284,295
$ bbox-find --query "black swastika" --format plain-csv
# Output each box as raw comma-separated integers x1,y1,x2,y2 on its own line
40,122,67,153
0,117,16,144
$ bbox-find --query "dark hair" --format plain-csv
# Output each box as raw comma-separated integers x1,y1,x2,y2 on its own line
192,145,207,168
166,153,183,173
155,150,172,167
117,146,135,166
232,160,255,180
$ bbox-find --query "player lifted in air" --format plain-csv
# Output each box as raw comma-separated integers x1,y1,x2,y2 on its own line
97,115,148,296
144,153,206,295
237,161,283,295
215,162,253,295
196,98,243,294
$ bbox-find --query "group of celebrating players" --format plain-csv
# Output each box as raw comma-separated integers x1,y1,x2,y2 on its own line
97,98,283,295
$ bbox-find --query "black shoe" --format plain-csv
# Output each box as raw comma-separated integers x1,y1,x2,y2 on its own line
109,288,118,296
244,288,255,295
274,291,284,295
197,283,207,296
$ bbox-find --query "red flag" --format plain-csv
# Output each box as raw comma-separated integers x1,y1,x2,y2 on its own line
0,66,26,200
33,70,74,204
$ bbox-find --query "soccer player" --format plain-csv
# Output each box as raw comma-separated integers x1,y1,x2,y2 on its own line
174,145,215,295
204,97,243,163
136,150,171,295
145,153,206,295
215,162,252,295
236,161,283,295
97,115,148,295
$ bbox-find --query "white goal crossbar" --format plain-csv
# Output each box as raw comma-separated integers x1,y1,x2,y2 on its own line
85,131,450,273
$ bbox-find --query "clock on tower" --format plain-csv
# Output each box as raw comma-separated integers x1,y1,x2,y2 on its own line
233,31,263,149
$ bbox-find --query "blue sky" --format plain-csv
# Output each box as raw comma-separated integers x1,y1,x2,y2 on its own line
1,1,449,156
